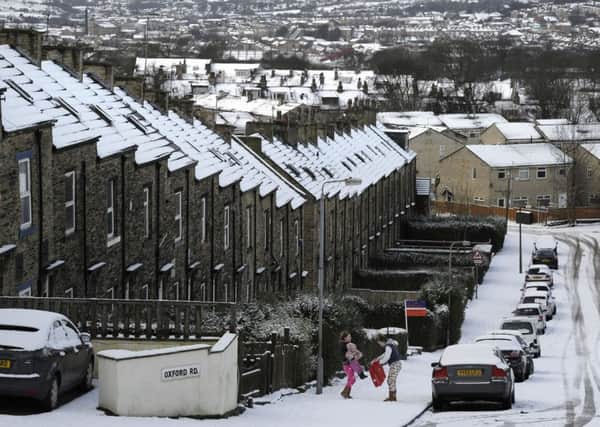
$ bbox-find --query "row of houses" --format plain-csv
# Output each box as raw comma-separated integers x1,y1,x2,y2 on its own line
0,45,416,301
379,112,600,210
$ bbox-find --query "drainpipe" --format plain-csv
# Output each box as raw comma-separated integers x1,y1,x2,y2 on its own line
82,160,88,296
231,186,237,302
36,129,44,296
154,163,161,299
184,169,190,299
120,155,126,298
210,176,215,300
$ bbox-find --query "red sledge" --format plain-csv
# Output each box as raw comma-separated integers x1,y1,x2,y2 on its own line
369,361,386,387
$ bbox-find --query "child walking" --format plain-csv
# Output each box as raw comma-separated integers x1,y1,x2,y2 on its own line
339,331,366,399
372,334,402,402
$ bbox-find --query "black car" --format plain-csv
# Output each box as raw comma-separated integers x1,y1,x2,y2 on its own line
431,344,515,411
0,309,94,411
532,247,558,270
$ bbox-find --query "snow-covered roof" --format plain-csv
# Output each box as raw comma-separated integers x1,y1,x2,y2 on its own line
438,113,508,130
537,124,600,142
377,111,443,128
260,126,415,200
440,343,504,366
0,45,184,167
535,118,570,126
0,309,66,351
491,122,543,141
581,143,600,160
466,143,572,167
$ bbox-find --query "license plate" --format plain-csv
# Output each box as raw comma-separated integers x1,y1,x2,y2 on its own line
0,359,11,369
456,369,482,377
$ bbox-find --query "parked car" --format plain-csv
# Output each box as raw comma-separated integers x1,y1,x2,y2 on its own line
522,283,556,315
486,330,534,376
473,335,530,382
521,289,555,320
431,343,515,410
525,264,554,287
0,309,94,411
499,316,541,358
512,303,546,334
531,241,558,270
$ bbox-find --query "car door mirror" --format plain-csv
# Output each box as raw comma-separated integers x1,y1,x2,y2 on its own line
80,332,91,344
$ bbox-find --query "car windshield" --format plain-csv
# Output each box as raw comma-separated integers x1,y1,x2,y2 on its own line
501,322,533,334
537,249,555,257
516,308,539,316
523,296,545,305
528,268,545,274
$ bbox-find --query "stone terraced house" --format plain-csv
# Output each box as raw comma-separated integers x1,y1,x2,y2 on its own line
0,44,417,300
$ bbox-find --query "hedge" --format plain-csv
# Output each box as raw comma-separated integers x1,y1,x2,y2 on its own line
407,215,507,252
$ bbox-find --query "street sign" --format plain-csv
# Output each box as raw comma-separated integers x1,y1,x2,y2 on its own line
473,250,484,265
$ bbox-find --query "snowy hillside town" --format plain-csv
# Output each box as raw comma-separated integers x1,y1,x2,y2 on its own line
0,1,600,427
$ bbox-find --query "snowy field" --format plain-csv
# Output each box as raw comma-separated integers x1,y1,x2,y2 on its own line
2,224,600,427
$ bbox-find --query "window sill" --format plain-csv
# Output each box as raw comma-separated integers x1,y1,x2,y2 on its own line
107,236,121,248
19,225,37,240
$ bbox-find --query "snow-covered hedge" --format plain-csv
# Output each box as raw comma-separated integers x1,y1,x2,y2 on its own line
407,215,507,252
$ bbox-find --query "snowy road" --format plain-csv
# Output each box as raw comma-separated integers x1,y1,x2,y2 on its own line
415,225,600,427
2,225,600,427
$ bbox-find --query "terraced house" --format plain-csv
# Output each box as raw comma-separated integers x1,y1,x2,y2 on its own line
0,44,416,301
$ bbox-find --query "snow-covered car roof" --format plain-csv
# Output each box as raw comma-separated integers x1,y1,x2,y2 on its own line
527,264,552,272
501,316,537,326
474,337,522,352
516,303,543,310
523,289,549,298
487,329,524,338
439,344,505,366
0,309,66,351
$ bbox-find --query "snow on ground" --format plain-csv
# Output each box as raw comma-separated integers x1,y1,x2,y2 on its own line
416,223,600,426
3,223,600,427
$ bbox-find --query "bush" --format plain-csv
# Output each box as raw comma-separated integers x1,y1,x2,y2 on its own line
407,215,507,252
420,280,467,345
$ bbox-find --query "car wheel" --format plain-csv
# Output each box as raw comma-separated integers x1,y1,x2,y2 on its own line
515,368,525,383
502,393,512,410
79,360,94,391
41,376,59,412
553,307,557,315
536,349,541,358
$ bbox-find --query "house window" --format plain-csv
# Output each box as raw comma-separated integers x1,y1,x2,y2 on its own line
174,281,180,300
536,195,551,207
590,194,600,204
294,219,300,256
224,205,230,250
200,197,206,242
18,158,32,230
246,206,252,249
143,186,150,238
497,198,505,208
439,145,446,157
65,288,73,298
106,179,116,239
536,168,547,179
559,168,566,176
513,196,528,208
497,169,506,179
264,209,271,251
473,196,485,203
174,191,182,242
64,171,76,235
18,286,31,297
587,168,593,179
518,168,529,180
279,218,284,257
471,168,477,179
142,284,149,300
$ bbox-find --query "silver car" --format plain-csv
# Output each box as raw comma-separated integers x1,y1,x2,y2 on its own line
431,344,515,411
